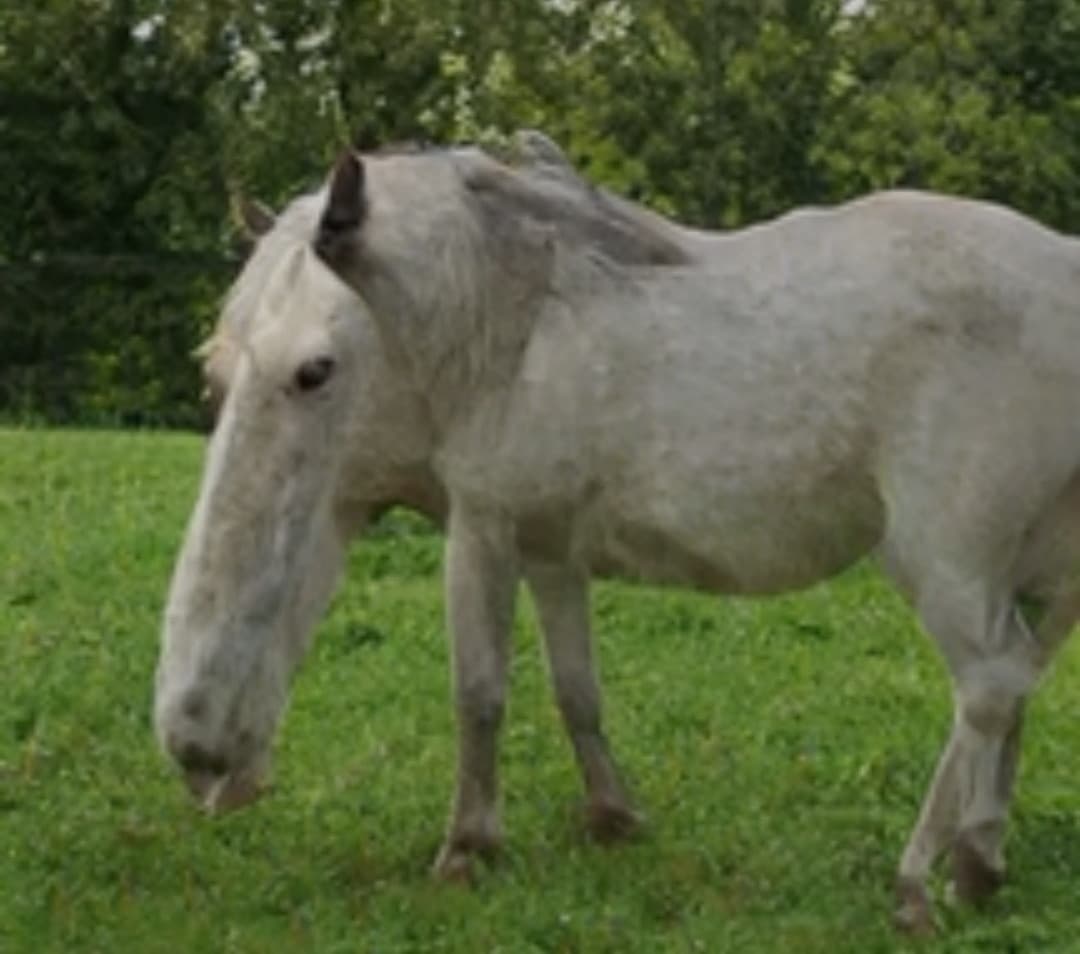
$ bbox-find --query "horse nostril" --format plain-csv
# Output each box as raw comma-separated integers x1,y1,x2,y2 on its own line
295,355,335,392
177,741,229,777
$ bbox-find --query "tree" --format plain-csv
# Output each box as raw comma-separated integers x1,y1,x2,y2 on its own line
538,1,844,226
815,0,1080,229
3,0,1079,425
0,0,238,426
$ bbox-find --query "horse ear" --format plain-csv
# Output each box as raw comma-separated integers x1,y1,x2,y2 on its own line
315,150,367,261
230,195,276,239
513,129,574,172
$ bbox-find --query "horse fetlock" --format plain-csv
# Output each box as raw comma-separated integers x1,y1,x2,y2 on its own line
893,876,937,937
950,831,1006,906
585,797,645,844
431,844,478,885
433,816,503,883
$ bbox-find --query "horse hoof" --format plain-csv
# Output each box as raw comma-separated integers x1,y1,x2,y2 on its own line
893,877,936,937
950,836,1005,906
431,846,477,885
585,800,645,844
431,829,501,884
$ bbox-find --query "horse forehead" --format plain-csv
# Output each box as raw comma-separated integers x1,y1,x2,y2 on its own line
255,246,334,323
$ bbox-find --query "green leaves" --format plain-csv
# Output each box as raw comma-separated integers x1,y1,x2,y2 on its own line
4,0,1080,425
816,0,1080,227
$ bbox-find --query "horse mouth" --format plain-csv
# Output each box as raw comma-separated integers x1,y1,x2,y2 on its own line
184,766,268,814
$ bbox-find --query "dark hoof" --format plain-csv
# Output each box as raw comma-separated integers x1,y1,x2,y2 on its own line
893,877,936,937
951,836,1005,906
585,800,645,844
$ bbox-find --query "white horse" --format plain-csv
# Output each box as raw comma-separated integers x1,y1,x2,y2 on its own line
156,132,1080,933
157,136,643,834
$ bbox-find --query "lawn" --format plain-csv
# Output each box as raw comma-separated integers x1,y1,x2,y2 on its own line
2,428,1079,953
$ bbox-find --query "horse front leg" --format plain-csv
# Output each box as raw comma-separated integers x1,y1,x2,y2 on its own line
432,502,518,882
524,560,642,842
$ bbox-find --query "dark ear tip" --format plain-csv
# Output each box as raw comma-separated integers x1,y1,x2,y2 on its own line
331,148,365,193
318,147,367,253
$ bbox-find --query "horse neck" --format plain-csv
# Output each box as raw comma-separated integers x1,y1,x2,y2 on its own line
361,259,542,436
339,363,448,520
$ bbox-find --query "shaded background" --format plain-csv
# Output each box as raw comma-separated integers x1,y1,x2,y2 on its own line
3,0,1079,428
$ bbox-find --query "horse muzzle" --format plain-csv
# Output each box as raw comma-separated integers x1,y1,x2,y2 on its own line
160,712,270,814
184,764,269,814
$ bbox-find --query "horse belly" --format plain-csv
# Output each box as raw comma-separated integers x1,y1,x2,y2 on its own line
583,474,884,596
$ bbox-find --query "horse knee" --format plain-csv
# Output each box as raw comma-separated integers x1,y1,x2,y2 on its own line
958,684,1024,737
456,678,506,731
963,669,1028,734
950,605,1040,733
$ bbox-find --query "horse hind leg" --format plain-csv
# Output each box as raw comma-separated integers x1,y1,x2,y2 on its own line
948,483,1080,894
944,568,1080,896
890,560,1080,930
885,561,1043,934
879,396,1080,931
945,638,1033,906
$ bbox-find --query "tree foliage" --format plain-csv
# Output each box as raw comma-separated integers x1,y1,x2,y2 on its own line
2,0,1079,426
816,0,1080,227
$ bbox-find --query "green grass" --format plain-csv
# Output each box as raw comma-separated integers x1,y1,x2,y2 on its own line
2,428,1080,953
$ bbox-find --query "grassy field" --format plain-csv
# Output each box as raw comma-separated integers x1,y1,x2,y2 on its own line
2,428,1080,953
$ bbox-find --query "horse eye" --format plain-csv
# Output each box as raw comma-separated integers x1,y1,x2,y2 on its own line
294,355,336,392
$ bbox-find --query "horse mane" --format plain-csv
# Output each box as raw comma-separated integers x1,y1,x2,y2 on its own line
202,132,693,407
455,134,693,269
